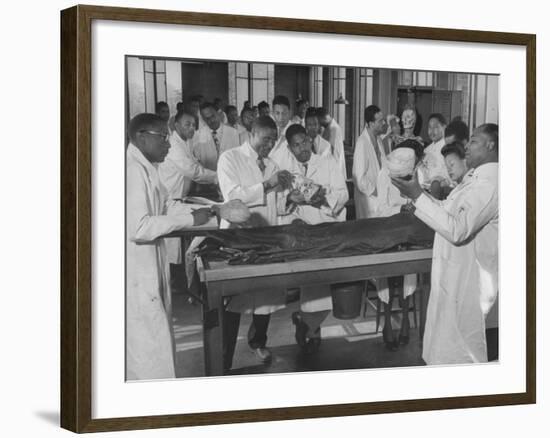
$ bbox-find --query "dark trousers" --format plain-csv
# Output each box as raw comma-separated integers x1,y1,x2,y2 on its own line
223,311,270,370
300,310,330,339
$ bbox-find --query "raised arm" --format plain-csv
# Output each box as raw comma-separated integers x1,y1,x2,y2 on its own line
414,180,498,245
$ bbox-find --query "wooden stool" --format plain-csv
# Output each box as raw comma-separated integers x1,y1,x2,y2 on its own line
362,277,418,333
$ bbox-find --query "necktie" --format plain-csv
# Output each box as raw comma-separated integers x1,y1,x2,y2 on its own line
212,130,220,155
372,136,382,168
302,163,308,175
257,157,266,174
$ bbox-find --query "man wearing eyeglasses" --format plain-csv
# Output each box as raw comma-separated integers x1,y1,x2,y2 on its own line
126,113,213,380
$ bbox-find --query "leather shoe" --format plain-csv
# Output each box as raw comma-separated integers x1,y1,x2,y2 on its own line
251,346,272,363
292,312,308,347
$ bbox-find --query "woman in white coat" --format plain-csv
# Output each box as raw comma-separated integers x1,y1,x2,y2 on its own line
126,114,213,380
392,124,499,364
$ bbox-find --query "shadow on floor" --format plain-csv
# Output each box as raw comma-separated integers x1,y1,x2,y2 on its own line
172,293,425,378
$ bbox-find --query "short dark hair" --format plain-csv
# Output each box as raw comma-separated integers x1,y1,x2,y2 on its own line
305,107,318,120
128,113,165,143
258,101,270,110
296,98,308,107
272,95,290,109
428,113,447,126
445,120,470,143
394,139,424,161
285,124,307,144
364,105,381,124
252,115,277,132
155,101,168,113
476,123,499,151
316,107,329,118
199,101,216,112
441,141,466,159
225,105,237,114
240,107,254,118
174,110,196,124
176,101,184,111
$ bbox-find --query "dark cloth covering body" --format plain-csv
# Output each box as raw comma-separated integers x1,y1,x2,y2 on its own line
196,212,434,265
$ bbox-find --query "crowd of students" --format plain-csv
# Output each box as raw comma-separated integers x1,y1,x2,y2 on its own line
126,93,498,380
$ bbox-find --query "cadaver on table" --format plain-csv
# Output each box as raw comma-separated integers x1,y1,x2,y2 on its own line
196,212,434,264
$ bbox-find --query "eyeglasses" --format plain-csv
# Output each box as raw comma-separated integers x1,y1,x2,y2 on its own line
139,130,170,142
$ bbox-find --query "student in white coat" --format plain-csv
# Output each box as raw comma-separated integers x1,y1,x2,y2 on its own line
317,107,347,179
269,95,295,157
217,116,293,370
419,113,452,199
376,139,424,349
290,98,309,126
126,113,213,380
304,108,332,158
158,110,218,265
352,105,388,219
392,123,499,365
272,124,348,353
238,107,255,146
193,102,240,171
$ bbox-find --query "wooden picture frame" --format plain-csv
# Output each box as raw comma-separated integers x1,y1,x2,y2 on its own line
60,4,536,433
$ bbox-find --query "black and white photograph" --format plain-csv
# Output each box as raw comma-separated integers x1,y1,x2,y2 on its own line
125,57,499,380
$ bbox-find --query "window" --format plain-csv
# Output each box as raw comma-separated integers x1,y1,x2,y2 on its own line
309,66,323,106
143,59,167,112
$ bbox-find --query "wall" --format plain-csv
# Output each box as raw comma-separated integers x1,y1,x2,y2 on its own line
2,1,547,438
181,61,229,105
274,65,310,113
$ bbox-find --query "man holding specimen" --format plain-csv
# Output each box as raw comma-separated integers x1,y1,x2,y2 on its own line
391,123,499,364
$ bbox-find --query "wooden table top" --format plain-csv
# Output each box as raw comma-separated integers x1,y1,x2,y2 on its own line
198,248,433,282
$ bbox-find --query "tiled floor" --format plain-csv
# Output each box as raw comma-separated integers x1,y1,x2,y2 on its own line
171,292,425,378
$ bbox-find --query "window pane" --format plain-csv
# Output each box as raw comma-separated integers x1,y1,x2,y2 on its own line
252,79,268,105
166,60,182,113
252,63,268,78
127,57,146,118
417,72,427,86
156,73,167,102
236,78,249,111
155,60,165,73
236,62,248,77
144,59,154,72
144,72,155,113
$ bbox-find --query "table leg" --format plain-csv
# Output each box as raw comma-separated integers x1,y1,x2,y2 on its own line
419,272,431,341
202,282,225,376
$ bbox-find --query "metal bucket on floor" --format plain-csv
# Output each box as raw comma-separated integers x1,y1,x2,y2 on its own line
331,281,364,320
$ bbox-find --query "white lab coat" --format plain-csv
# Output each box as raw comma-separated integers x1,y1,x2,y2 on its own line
217,142,286,314
271,147,348,225
239,129,253,147
269,121,295,158
126,143,196,380
322,118,347,180
312,134,332,158
375,167,417,303
271,147,348,312
352,128,387,219
158,131,218,264
418,138,452,189
192,124,239,171
414,162,499,364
